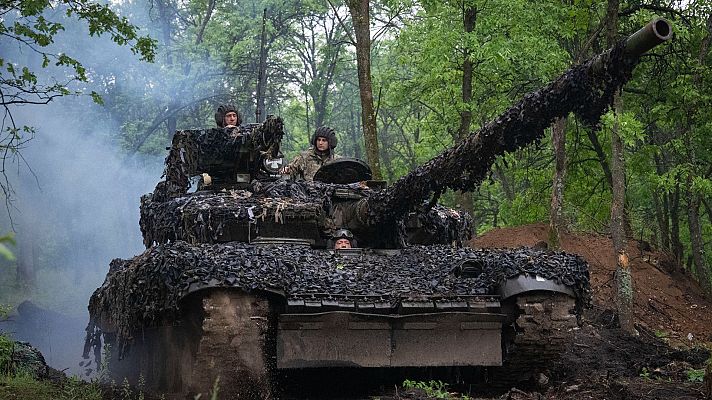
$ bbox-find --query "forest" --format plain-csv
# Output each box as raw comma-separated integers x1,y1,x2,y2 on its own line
0,0,711,399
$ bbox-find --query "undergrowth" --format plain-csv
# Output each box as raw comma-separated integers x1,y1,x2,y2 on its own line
402,379,471,399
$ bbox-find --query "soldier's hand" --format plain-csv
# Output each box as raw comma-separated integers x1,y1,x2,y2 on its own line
280,166,291,174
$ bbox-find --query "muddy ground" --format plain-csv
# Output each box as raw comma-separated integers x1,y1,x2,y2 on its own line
465,223,711,400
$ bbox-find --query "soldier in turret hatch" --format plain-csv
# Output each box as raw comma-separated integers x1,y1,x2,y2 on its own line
331,228,356,249
282,126,340,181
199,104,244,188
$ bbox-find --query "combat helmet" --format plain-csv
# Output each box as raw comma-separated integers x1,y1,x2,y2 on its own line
215,104,241,128
329,228,357,248
311,126,337,150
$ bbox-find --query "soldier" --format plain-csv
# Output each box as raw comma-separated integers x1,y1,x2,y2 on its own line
282,126,340,181
215,104,241,128
200,104,243,188
332,228,356,249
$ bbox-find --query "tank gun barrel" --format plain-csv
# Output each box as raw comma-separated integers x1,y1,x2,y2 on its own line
365,18,672,225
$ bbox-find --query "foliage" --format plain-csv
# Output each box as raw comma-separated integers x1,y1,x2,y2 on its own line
1,0,156,112
0,0,157,207
0,233,15,261
2,0,712,334
654,330,670,344
685,368,705,382
639,366,651,381
402,379,470,399
0,373,102,400
0,333,13,374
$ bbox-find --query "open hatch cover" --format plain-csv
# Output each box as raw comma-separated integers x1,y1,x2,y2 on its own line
313,158,372,184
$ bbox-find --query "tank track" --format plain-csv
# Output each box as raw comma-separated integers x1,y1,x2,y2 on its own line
492,292,578,388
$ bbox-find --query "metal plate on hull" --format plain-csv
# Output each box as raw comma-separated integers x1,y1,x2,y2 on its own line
277,311,505,368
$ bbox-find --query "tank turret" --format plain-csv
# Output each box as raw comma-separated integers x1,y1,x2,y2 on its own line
87,19,671,399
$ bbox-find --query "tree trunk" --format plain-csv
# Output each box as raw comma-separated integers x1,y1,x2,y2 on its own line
455,5,477,218
548,117,567,250
670,184,683,265
611,93,634,334
651,188,669,250
304,64,311,135
255,9,268,122
703,198,712,229
379,123,394,180
586,129,613,188
686,191,712,295
195,0,216,45
494,162,515,202
349,105,362,159
652,153,670,250
347,0,382,179
606,0,635,335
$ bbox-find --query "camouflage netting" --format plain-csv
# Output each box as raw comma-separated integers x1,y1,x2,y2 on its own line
87,242,590,355
157,117,284,200
367,41,638,224
141,180,335,247
408,204,474,246
140,180,473,248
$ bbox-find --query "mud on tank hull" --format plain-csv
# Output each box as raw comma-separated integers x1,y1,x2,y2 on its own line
88,242,588,398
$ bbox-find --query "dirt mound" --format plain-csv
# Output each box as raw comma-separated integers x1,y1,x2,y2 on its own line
471,222,712,346
469,223,711,400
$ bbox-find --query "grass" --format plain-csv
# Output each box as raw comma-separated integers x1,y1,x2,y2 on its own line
402,379,471,399
0,374,102,400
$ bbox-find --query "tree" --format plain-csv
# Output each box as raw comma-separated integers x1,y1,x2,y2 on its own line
345,0,383,179
548,117,567,249
605,0,636,335
1,0,156,203
455,2,476,217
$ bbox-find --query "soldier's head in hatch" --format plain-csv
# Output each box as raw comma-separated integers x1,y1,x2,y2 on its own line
215,104,241,128
311,126,337,153
333,228,355,249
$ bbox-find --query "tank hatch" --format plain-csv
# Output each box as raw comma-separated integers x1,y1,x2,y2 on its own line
313,158,372,184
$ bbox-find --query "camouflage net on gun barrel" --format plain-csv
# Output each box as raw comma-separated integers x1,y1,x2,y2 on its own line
367,41,637,224
87,243,590,357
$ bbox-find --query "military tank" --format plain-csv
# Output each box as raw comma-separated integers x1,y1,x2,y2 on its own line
86,18,671,399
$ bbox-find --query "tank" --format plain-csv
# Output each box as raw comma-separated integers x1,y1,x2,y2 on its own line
86,18,671,399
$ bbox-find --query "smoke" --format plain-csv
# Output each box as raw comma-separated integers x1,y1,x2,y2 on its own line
0,98,163,375
0,0,285,376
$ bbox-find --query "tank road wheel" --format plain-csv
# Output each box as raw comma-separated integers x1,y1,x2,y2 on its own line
189,289,276,399
496,292,578,388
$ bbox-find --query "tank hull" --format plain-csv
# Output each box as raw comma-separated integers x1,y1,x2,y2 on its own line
101,287,579,398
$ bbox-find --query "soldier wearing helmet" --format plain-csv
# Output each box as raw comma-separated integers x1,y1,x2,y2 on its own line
215,104,242,129
331,228,356,249
282,126,340,181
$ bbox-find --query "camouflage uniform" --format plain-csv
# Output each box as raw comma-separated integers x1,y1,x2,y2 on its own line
287,147,340,181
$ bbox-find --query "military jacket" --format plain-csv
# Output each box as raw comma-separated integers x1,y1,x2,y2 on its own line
287,147,340,181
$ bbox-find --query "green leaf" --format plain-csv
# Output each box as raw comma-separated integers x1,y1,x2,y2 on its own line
90,91,104,105
0,233,16,262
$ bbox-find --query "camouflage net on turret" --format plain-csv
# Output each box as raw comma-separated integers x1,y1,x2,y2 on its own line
141,180,335,246
87,242,590,356
140,180,473,248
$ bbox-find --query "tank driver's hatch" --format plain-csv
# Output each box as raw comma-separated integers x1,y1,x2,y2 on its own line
313,158,372,184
